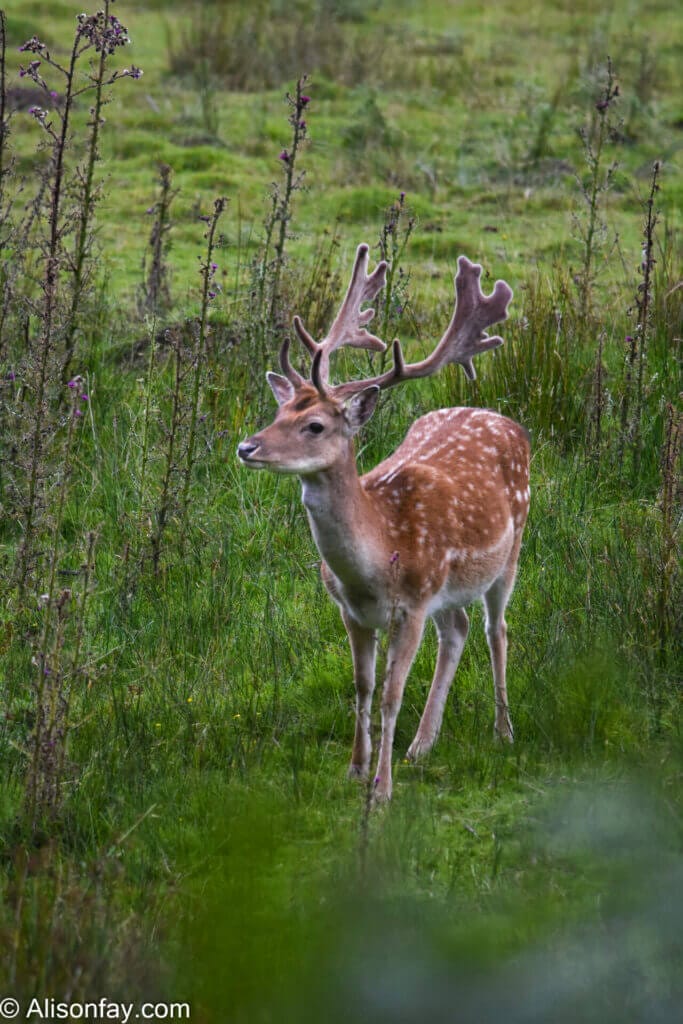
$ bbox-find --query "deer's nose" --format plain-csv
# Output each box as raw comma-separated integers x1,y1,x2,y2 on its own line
237,439,260,460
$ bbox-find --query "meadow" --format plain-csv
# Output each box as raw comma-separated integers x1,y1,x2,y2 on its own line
0,0,681,1019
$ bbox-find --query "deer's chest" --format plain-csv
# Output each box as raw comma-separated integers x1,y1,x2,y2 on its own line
320,563,392,630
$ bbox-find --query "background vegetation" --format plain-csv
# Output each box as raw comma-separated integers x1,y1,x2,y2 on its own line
0,0,681,1019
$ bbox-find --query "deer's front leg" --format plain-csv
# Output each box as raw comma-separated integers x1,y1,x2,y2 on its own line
342,610,377,780
375,611,426,802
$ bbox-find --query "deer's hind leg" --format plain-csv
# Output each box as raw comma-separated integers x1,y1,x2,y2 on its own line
407,607,469,761
483,552,520,742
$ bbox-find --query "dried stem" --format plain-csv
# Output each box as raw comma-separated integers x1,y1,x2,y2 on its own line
180,196,227,526
62,0,113,380
17,37,80,595
657,402,681,662
574,56,620,324
632,161,661,466
268,75,310,327
139,163,178,317
0,10,7,189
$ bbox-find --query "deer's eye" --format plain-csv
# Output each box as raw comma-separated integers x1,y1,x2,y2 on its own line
305,421,325,435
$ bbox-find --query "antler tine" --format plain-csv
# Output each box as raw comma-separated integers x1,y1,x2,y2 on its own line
436,256,513,380
293,315,319,357
326,244,388,353
310,347,326,396
330,256,513,399
292,243,389,387
279,334,305,386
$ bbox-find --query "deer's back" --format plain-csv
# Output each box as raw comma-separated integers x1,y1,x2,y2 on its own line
361,408,530,599
364,408,529,504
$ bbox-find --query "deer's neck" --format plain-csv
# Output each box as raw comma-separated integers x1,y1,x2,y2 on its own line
300,446,382,586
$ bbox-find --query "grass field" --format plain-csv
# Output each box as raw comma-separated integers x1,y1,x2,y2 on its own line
0,1,681,1020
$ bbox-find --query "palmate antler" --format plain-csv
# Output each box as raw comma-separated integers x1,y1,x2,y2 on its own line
280,244,388,387
279,243,513,397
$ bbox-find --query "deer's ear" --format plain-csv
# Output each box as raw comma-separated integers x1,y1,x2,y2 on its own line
343,386,380,434
266,372,295,406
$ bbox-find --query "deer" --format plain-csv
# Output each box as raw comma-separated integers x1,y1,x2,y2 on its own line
237,244,530,801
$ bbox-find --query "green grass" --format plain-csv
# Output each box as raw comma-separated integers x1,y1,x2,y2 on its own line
0,0,681,1018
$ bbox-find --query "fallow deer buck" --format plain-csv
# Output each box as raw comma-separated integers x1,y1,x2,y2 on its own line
238,244,530,801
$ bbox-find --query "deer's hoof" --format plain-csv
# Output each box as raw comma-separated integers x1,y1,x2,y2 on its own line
494,722,514,744
372,775,392,803
406,734,435,761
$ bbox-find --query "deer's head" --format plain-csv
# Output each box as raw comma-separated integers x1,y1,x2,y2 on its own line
237,243,513,476
237,380,380,475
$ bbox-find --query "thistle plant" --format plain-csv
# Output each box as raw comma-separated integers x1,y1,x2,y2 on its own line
620,160,662,470
586,330,607,464
180,196,227,529
377,190,415,350
62,0,143,379
0,9,17,363
148,197,227,572
139,163,178,317
250,76,310,380
14,4,142,593
270,77,310,316
26,378,92,828
150,326,187,574
656,402,681,663
0,10,8,190
573,56,620,325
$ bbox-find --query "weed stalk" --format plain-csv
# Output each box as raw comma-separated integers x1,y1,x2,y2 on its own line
377,191,415,352
26,378,88,828
574,56,620,325
180,196,227,528
62,0,134,379
139,163,178,317
632,160,661,467
657,402,681,663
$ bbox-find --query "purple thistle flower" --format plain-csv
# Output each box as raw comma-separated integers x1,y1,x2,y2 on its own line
208,290,216,300
279,149,290,162
74,409,83,418
67,379,77,388
300,95,311,107
6,371,15,381
80,394,89,402
19,36,46,53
